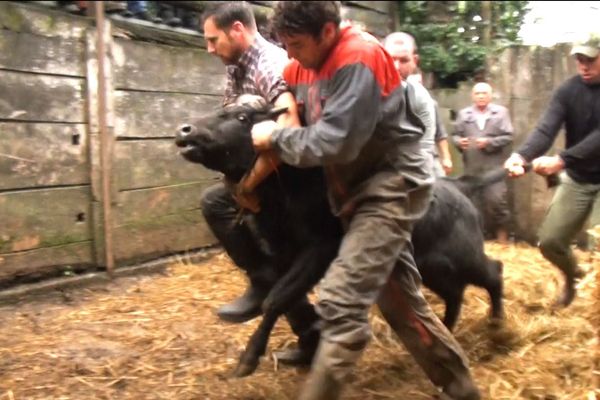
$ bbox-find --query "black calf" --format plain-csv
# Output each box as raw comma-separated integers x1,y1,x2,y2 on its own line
413,177,504,328
175,96,504,376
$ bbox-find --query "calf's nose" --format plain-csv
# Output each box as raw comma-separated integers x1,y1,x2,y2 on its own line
177,124,195,138
175,124,198,147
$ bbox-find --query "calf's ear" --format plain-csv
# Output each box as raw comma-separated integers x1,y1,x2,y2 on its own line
252,106,289,123
267,106,289,120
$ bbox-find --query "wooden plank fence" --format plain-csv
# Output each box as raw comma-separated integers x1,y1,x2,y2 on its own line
0,1,396,286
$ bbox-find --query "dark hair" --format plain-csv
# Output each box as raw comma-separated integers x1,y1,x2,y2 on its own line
201,1,256,31
273,1,341,38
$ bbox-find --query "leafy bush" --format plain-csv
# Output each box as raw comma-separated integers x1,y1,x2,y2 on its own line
398,1,529,87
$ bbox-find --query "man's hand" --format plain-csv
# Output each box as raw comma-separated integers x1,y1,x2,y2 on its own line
251,120,278,151
504,153,527,177
458,137,470,150
441,157,453,175
475,137,489,149
532,155,565,176
232,183,261,213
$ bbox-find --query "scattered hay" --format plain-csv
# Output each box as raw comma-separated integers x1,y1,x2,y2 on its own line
0,242,597,399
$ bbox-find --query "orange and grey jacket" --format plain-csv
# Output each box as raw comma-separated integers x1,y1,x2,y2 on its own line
269,26,431,212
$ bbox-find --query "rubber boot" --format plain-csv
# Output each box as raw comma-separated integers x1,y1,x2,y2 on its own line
297,339,366,400
439,370,481,400
297,361,342,400
217,283,266,323
275,299,320,366
274,328,319,366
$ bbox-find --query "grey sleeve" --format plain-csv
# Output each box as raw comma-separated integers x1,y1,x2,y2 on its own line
451,111,467,152
271,64,382,167
434,102,448,142
411,83,436,148
485,108,514,152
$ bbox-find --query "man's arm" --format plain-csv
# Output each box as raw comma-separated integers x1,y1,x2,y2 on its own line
433,104,452,173
411,82,435,143
505,87,569,177
234,91,301,212
516,88,567,161
258,64,383,167
273,91,301,128
239,92,300,192
451,111,469,152
436,138,453,174
560,124,600,165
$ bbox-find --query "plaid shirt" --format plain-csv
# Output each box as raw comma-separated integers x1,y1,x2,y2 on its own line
223,33,290,106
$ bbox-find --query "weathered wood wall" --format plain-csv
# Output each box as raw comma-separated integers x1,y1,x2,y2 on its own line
0,1,396,286
0,3,96,284
0,2,224,285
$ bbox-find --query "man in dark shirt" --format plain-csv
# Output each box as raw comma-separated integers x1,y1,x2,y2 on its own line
504,33,600,307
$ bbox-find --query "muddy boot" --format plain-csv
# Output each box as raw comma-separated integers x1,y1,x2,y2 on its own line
217,284,266,323
439,371,481,400
297,363,342,400
274,328,319,366
297,339,366,400
276,299,320,366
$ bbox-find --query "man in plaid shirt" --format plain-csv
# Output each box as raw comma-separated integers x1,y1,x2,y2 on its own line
200,2,318,365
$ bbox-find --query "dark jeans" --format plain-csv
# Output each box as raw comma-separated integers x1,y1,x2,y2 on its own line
201,182,319,341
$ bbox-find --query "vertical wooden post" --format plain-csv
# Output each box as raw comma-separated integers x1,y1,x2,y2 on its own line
95,1,115,277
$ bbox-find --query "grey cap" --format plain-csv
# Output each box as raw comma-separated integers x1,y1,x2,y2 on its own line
571,33,600,58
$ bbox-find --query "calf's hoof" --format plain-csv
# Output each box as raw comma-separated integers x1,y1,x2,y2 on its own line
231,359,259,378
552,283,576,308
488,316,504,330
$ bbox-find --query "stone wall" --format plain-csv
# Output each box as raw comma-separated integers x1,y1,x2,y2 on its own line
431,44,578,243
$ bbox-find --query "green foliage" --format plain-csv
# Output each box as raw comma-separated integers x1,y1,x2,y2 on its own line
397,1,529,87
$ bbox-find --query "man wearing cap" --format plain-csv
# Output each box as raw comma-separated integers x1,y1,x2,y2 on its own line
504,33,600,307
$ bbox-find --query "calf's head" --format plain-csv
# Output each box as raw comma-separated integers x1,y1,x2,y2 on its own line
175,95,287,181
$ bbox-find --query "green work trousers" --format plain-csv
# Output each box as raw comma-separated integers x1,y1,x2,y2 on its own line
538,172,600,276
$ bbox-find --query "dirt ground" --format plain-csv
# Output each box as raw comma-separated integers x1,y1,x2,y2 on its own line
0,242,598,400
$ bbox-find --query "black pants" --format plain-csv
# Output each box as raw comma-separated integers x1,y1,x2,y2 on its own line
201,182,319,341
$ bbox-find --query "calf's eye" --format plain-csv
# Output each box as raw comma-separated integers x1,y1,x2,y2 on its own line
237,114,248,122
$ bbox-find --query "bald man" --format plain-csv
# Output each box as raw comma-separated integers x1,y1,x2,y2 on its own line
383,32,453,177
452,82,514,243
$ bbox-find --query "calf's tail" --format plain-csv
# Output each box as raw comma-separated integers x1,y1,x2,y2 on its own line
445,167,509,198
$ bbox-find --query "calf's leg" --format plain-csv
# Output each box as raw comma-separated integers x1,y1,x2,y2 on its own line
441,287,465,330
233,241,338,377
416,254,464,330
483,259,504,323
233,313,278,377
201,183,278,322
